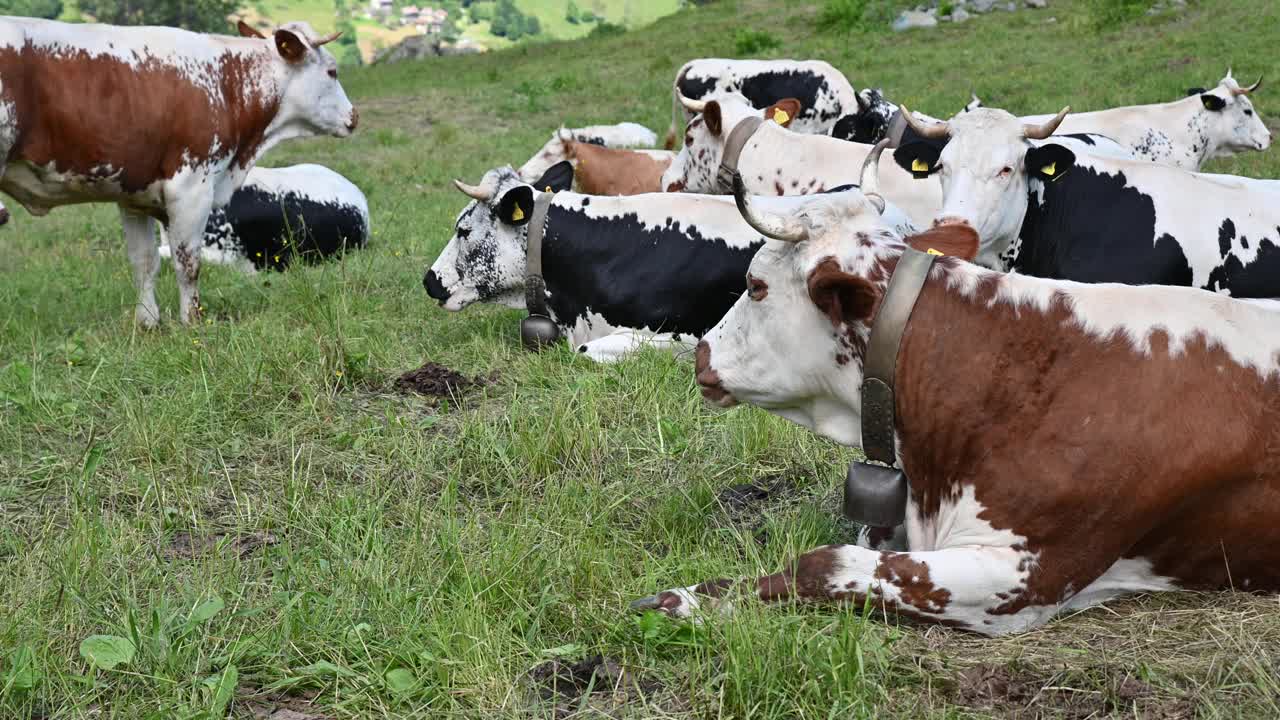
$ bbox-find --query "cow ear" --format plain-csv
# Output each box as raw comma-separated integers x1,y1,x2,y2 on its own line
1185,87,1207,97
497,186,535,226
905,224,979,261
237,20,266,39
703,101,723,137
764,98,802,128
893,142,942,179
533,160,574,193
274,28,308,63
1025,143,1076,182
807,257,879,329
1201,93,1227,111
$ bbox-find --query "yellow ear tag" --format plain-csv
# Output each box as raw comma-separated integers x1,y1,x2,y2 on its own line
911,158,930,173
772,108,790,125
512,205,525,221
545,186,552,192
926,248,944,256
1042,162,1057,177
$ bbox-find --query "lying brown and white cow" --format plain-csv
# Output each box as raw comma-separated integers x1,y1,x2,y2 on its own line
0,18,357,327
517,123,660,183
634,150,1280,636
525,131,675,195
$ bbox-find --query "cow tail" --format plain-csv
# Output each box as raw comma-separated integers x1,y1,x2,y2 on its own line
664,65,686,150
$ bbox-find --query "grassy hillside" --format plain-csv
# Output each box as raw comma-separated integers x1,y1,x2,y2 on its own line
4,1,1280,718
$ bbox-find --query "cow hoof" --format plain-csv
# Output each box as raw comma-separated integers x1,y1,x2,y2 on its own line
630,587,702,618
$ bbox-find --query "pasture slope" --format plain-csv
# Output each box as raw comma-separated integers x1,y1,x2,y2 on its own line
2,0,1279,717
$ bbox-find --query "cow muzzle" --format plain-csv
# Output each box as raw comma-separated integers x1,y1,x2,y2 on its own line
347,108,359,132
423,269,449,305
695,341,737,407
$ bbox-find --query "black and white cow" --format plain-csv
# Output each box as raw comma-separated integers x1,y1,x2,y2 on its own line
160,164,368,273
892,107,1280,295
665,59,857,147
829,88,983,144
423,162,886,362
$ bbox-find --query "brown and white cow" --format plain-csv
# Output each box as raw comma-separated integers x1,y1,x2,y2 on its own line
0,17,357,327
634,152,1280,636
531,132,675,196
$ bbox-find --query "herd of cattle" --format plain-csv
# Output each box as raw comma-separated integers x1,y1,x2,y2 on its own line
3,15,1279,637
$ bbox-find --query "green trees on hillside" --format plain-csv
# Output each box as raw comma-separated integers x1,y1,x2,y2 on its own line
77,0,238,32
0,0,63,19
489,0,540,40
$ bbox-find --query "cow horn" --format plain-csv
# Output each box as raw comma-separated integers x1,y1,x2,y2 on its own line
1232,75,1263,95
1023,106,1070,140
899,106,950,139
855,90,870,112
859,139,889,215
313,31,342,47
453,179,492,201
732,173,807,243
677,92,707,113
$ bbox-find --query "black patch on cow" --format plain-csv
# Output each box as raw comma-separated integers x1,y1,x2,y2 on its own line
1025,143,1076,182
1201,94,1226,112
1058,133,1097,146
208,187,367,271
540,206,763,336
831,112,885,144
893,142,942,178
1203,220,1280,296
1015,166,1194,285
1186,87,1207,96
678,74,719,103
738,70,841,124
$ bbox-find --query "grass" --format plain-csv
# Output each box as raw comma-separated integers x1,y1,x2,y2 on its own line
3,0,1280,717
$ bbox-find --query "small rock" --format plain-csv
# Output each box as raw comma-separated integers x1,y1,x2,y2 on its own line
1045,15,1057,22
892,9,939,31
1003,1,1017,10
971,0,997,11
950,7,971,22
1025,0,1046,7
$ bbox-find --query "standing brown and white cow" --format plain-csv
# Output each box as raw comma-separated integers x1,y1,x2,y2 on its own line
634,150,1280,636
0,17,358,327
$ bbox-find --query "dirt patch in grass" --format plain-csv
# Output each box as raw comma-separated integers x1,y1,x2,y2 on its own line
715,474,800,546
236,686,331,720
951,663,1194,719
166,530,280,560
528,654,671,719
394,362,499,400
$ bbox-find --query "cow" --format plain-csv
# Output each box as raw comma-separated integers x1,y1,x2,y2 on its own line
829,88,983,144
518,122,659,182
1013,70,1269,170
633,158,1280,637
563,141,675,196
664,59,857,148
892,107,1280,296
0,17,357,327
158,164,369,273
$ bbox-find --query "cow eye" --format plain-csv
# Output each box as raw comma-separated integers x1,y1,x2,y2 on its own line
1245,109,1254,116
328,68,338,79
747,273,768,301
998,166,1013,177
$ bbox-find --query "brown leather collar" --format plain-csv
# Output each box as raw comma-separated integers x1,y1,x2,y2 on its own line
716,115,765,193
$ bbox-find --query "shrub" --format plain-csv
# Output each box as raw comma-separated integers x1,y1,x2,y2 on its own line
588,21,625,39
733,28,780,56
1086,0,1158,29
816,0,870,33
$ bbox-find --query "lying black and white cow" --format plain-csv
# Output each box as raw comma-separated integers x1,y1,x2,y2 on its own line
1013,70,1269,170
829,88,983,145
160,164,369,273
424,161,772,361
518,122,660,182
665,59,857,147
894,107,1280,295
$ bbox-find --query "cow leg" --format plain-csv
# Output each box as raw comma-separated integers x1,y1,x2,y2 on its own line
576,331,697,363
163,195,214,326
633,543,1058,636
121,207,161,329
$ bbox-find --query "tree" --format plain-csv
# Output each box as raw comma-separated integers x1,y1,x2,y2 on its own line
77,0,240,33
0,0,64,19
565,0,579,24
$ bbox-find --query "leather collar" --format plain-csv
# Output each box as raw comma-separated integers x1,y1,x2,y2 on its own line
716,115,765,193
523,191,557,318
860,246,937,466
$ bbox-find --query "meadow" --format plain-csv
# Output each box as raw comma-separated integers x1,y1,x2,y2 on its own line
3,0,1280,717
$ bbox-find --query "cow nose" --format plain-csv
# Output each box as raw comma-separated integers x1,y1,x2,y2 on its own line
347,108,359,131
423,270,449,304
933,216,973,229
695,340,734,405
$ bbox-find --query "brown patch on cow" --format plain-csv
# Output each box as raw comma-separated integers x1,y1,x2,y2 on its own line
702,101,723,137
762,98,802,128
756,545,842,602
773,181,785,196
566,142,669,196
873,552,951,613
747,273,768,301
695,340,732,404
664,179,685,193
905,224,980,260
237,20,267,39
1,41,281,205
394,362,498,399
807,257,879,330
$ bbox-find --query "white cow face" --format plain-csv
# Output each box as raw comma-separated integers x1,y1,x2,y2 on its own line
1195,72,1270,159
892,108,1075,263
661,92,801,193
267,22,358,139
697,184,977,447
424,163,575,311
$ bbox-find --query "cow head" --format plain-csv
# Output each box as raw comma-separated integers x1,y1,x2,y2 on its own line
661,92,802,193
1190,70,1269,159
696,144,978,446
245,21,358,139
424,162,575,311
891,107,1072,264
830,88,898,143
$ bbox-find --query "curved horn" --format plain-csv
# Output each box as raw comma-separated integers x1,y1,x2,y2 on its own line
859,139,889,215
732,173,807,243
1022,106,1070,140
452,178,492,201
313,31,342,47
678,92,707,113
855,90,870,112
1232,75,1263,95
899,105,950,139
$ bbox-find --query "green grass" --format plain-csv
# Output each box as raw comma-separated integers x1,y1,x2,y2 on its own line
4,0,1280,717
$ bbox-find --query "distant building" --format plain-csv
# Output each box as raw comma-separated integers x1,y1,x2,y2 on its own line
368,0,393,17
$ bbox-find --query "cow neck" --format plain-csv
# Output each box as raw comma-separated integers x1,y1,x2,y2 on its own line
861,247,937,464
716,116,765,192
523,191,557,318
